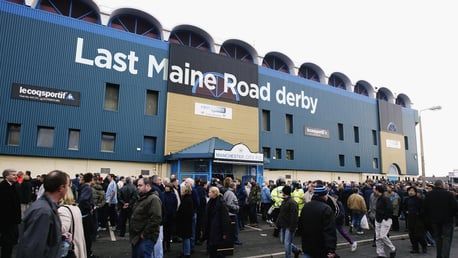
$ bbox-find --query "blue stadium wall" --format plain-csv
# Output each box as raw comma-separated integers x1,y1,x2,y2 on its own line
0,3,168,163
258,67,419,175
259,69,378,172
402,108,419,175
0,2,420,177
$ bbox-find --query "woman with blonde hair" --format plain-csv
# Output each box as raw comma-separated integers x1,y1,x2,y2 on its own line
203,186,232,258
177,182,194,258
58,187,87,258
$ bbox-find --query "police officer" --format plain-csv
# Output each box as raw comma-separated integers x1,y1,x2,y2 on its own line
269,177,286,237
291,180,305,217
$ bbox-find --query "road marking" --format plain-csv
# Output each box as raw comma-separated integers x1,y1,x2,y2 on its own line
241,251,283,258
245,225,263,231
240,233,411,258
108,222,117,241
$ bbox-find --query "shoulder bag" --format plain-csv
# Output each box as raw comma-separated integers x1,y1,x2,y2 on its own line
61,205,77,258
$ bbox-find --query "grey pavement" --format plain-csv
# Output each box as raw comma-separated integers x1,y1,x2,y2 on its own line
91,218,458,258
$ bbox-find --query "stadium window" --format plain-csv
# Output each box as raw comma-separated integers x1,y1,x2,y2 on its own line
68,129,80,150
101,132,116,152
169,30,211,51
404,136,409,150
219,43,254,63
262,147,271,158
37,126,54,147
275,148,282,159
355,156,361,168
298,65,320,82
338,123,344,141
339,154,345,167
143,136,157,154
354,83,369,96
104,83,119,111
353,126,359,143
101,168,110,174
285,114,293,134
286,149,294,160
373,158,379,169
146,90,158,115
7,123,21,146
38,0,100,24
262,109,271,131
110,15,159,39
372,130,378,145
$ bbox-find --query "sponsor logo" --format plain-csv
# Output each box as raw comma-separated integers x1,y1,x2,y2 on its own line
11,83,80,106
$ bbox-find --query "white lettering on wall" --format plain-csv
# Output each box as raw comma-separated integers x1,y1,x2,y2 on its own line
74,37,320,114
75,37,138,75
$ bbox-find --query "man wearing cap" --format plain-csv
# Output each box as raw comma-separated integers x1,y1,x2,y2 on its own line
276,185,301,258
298,184,337,258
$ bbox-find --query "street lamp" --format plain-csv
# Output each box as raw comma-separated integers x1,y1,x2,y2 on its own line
419,105,442,187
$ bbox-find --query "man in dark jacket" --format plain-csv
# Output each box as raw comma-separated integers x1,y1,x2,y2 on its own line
424,180,458,258
299,184,337,258
247,177,261,227
78,172,97,257
19,173,33,217
276,185,301,258
117,176,138,237
0,169,21,258
130,177,162,258
151,175,165,257
374,184,396,258
16,170,70,258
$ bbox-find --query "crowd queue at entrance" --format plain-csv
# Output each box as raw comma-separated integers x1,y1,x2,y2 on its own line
1,168,457,258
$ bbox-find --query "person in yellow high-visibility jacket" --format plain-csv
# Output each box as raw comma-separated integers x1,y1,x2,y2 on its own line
291,180,305,217
271,184,285,209
268,177,286,237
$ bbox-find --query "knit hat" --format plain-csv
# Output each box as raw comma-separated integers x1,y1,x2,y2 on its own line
313,184,328,196
282,186,291,196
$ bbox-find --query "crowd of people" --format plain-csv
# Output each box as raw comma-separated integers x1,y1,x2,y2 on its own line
261,177,458,258
1,168,457,258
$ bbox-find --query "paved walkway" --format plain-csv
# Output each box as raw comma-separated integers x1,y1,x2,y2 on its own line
90,217,458,258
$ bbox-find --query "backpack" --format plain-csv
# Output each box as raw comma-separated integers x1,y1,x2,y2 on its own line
332,199,345,225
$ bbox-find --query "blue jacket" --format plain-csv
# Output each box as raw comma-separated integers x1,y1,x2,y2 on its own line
236,184,247,207
261,185,271,204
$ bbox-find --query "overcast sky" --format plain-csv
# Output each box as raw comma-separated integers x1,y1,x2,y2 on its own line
98,0,457,176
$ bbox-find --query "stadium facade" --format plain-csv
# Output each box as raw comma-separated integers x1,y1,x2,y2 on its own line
0,1,420,183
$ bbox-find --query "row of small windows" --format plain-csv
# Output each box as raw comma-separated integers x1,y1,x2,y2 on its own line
263,110,377,145
6,123,157,154
262,147,294,161
263,109,410,150
6,0,411,107
338,155,380,169
262,146,380,169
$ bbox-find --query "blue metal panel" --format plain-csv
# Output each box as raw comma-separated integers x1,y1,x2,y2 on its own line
258,67,381,173
0,3,168,162
402,108,419,175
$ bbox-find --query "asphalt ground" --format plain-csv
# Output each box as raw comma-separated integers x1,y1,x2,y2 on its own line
90,217,458,258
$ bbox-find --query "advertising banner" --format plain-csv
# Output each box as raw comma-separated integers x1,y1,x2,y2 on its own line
11,83,80,106
168,44,258,106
